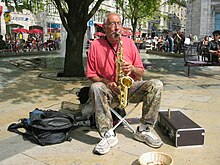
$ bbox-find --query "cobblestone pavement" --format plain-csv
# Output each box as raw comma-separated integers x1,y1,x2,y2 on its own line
0,50,220,165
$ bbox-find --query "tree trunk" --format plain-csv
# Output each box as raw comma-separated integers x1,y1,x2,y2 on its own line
53,0,104,77
61,1,89,77
132,19,138,40
62,29,86,77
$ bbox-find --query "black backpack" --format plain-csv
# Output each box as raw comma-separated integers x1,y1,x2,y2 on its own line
76,86,90,104
8,108,76,146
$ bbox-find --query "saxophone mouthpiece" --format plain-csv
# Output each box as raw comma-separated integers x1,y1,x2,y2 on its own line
115,31,121,37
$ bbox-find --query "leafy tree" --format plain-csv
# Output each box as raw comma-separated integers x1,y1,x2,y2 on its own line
117,0,187,39
3,0,105,77
2,0,45,13
117,0,161,39
21,0,45,13
167,0,187,6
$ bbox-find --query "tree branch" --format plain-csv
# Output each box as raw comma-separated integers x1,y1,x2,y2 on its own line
87,0,104,22
53,0,74,38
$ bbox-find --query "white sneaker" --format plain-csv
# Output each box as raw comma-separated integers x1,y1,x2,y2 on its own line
134,126,163,148
93,131,118,155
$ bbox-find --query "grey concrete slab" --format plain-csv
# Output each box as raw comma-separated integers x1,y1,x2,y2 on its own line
0,135,36,161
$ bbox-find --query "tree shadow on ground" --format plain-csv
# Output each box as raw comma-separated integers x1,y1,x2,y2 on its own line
143,58,220,92
0,61,24,88
144,58,220,79
0,68,90,106
2,55,220,109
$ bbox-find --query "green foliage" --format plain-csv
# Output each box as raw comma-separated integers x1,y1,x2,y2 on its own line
167,0,187,7
118,0,161,21
1,0,48,13
117,0,161,38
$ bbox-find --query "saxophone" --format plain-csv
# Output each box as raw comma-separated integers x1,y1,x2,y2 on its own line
115,33,134,109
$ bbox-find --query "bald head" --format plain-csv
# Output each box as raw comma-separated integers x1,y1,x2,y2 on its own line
103,13,122,43
103,13,121,25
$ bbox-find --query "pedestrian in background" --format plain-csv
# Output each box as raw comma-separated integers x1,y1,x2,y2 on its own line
198,35,209,61
0,35,6,51
167,31,174,53
208,30,220,63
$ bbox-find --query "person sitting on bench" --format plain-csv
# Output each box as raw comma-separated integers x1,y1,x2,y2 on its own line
208,30,220,63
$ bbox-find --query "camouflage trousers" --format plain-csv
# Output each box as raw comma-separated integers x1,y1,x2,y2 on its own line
85,79,163,136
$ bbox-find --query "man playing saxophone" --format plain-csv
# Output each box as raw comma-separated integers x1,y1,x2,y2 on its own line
86,13,163,155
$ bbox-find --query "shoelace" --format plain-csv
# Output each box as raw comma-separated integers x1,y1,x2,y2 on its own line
141,129,159,140
138,126,150,132
98,138,108,146
98,132,115,146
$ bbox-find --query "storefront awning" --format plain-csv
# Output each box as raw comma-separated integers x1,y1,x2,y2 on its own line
95,23,103,28
94,31,105,37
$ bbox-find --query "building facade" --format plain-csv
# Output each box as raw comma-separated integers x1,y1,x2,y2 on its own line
150,0,187,35
0,1,61,41
186,0,220,39
0,2,36,36
0,1,189,41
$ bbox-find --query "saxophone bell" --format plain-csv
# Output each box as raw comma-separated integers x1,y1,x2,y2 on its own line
121,76,134,88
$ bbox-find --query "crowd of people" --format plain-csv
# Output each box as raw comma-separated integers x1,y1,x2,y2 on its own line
140,31,199,54
197,30,220,63
0,34,61,53
142,31,186,54
136,30,220,63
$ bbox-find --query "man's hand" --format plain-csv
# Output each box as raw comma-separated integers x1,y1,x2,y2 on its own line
107,82,119,95
122,61,144,81
217,50,220,56
122,61,134,75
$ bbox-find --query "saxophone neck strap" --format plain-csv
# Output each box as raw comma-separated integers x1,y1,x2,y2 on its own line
105,36,119,54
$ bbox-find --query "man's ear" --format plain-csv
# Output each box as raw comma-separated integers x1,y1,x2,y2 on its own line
103,24,107,33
